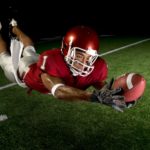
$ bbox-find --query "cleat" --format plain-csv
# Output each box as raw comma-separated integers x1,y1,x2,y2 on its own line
10,18,17,27
9,18,18,38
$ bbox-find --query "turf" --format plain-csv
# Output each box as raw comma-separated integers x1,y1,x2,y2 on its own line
0,36,150,150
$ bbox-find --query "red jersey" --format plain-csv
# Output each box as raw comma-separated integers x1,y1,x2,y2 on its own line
23,49,108,94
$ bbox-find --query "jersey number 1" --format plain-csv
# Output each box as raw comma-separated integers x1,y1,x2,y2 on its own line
40,55,48,70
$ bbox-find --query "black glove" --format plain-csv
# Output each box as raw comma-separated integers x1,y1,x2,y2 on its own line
91,78,126,112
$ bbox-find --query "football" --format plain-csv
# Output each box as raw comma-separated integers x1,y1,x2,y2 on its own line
112,73,146,103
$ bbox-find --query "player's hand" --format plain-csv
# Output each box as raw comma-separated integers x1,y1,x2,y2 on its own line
91,78,126,112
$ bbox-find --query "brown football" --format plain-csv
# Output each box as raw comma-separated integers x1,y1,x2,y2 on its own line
112,73,146,102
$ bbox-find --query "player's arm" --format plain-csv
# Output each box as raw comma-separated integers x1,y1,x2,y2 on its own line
41,73,126,112
41,73,92,101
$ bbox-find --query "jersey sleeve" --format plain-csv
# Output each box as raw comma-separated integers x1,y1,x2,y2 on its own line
36,49,69,78
36,51,58,76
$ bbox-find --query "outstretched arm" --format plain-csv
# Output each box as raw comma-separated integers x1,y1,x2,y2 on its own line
41,73,91,101
41,73,126,112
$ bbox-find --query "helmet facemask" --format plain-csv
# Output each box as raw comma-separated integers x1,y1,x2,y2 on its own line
65,46,98,77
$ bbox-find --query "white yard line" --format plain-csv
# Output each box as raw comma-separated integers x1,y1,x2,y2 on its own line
99,38,150,57
0,83,17,90
0,38,150,91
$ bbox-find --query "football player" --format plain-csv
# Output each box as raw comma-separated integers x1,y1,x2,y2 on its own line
0,19,126,112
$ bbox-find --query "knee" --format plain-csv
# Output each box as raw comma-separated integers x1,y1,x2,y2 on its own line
22,46,36,56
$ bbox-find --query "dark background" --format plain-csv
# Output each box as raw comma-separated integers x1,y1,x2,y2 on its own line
0,0,150,42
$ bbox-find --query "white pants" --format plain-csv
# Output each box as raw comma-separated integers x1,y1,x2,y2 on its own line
0,46,39,83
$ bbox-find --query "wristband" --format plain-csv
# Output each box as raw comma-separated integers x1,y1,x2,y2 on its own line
51,83,65,97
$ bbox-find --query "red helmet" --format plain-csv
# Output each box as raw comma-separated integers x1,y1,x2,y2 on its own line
61,25,99,76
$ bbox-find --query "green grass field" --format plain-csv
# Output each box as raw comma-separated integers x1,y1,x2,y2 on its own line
0,36,150,150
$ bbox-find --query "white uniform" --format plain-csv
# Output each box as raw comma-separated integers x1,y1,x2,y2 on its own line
0,42,39,85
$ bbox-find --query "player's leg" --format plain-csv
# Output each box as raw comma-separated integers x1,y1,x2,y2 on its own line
10,19,33,47
10,19,39,57
10,19,39,78
0,22,7,54
0,22,16,82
